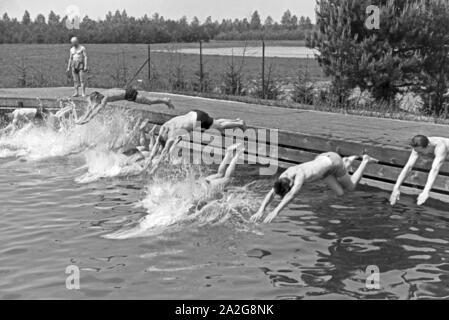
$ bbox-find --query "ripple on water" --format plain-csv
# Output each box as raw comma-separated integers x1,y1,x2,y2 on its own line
396,234,449,245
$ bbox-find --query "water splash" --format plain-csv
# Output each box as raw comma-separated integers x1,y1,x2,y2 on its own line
104,169,264,239
0,107,138,162
75,149,145,183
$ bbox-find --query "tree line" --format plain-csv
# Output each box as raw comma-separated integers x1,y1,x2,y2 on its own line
0,9,314,44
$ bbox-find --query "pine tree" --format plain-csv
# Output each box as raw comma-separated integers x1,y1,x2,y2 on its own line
22,10,31,25
308,0,449,113
250,11,262,30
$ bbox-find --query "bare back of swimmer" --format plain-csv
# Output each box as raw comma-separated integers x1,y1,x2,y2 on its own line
251,152,378,223
145,110,246,174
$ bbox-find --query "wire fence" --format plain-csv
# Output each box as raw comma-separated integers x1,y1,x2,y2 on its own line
137,41,327,101
0,41,327,103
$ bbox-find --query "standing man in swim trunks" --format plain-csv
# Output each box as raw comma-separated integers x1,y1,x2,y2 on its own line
67,37,88,97
250,152,378,223
390,135,449,206
75,88,175,125
145,110,246,173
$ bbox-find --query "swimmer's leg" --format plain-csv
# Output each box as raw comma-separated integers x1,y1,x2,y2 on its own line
209,146,235,179
223,145,244,179
338,155,378,191
323,175,345,196
79,70,86,97
135,94,175,109
72,70,80,97
211,118,246,131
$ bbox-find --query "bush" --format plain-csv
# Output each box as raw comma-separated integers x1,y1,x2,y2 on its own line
250,64,284,100
348,87,374,108
395,92,424,114
292,70,315,104
221,55,246,96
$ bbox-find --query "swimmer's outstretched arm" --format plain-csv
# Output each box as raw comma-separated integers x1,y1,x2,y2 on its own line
263,175,304,223
144,126,170,168
250,189,276,222
390,150,419,205
144,135,163,169
148,137,181,175
78,95,109,124
417,146,447,205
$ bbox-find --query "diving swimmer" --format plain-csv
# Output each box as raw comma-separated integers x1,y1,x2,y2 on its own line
145,110,246,174
250,152,378,223
0,99,58,135
75,88,175,125
390,135,449,206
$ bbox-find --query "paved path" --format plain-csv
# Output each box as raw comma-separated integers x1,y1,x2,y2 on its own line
0,87,448,149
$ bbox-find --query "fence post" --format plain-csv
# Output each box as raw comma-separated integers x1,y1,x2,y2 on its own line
262,40,265,99
199,40,204,92
147,44,151,86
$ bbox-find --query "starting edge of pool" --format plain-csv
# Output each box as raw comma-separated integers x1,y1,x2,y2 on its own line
1,93,449,205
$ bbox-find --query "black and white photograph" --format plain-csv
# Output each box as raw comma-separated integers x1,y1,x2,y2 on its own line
0,0,449,305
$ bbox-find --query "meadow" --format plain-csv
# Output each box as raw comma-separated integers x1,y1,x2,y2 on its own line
0,41,324,91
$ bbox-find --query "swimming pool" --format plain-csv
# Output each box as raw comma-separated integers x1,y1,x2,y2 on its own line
1,113,449,300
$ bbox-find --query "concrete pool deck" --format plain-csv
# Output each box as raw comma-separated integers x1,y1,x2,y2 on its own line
1,87,449,202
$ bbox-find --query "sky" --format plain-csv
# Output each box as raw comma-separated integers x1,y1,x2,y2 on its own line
0,0,317,22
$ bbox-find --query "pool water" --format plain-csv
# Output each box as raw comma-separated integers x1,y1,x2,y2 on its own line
1,114,449,300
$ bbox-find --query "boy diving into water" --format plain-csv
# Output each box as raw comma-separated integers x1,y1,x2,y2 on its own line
251,152,378,223
390,135,449,206
145,110,246,175
188,143,245,214
75,88,175,125
0,99,59,135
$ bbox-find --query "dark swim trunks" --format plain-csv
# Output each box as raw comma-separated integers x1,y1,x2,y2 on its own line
72,60,85,74
124,88,138,102
192,110,214,130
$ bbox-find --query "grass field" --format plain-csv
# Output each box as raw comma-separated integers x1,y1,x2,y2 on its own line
0,41,324,91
